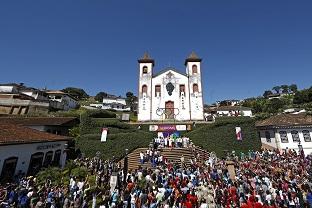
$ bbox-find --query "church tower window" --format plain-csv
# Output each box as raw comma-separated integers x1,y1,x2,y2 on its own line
192,65,198,74
142,66,148,74
193,84,199,93
179,85,185,96
142,85,147,94
155,85,161,97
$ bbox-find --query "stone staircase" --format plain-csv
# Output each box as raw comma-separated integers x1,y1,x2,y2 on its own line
120,145,210,171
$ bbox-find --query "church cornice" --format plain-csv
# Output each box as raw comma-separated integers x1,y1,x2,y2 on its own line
152,67,187,78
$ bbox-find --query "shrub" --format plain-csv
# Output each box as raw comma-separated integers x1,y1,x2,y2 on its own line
185,117,261,157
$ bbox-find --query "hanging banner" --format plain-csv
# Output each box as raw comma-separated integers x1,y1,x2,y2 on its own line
235,127,242,141
101,128,108,142
149,124,188,132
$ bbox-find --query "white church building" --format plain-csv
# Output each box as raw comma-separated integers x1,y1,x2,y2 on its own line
137,52,204,121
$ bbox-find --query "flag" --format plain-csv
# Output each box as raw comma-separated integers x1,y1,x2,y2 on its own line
101,128,108,142
235,127,242,141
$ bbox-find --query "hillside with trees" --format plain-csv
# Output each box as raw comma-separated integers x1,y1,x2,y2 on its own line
242,84,312,118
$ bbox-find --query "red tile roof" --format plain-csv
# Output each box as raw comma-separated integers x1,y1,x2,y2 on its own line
0,123,70,145
0,117,78,126
255,113,312,128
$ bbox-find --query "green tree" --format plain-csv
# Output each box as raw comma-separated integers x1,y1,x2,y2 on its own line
62,87,89,100
263,90,273,98
95,92,108,102
265,98,285,114
272,86,281,94
289,84,298,93
36,167,63,186
126,91,137,111
293,87,312,104
280,85,289,94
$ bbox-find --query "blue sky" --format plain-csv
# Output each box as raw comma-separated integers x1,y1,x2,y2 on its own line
0,1,311,104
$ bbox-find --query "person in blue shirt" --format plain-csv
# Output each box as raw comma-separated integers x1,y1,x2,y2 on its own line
18,191,28,208
306,188,312,208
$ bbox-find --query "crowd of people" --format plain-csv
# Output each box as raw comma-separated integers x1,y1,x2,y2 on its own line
153,136,190,149
1,146,312,207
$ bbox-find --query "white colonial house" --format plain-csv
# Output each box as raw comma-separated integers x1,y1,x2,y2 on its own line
137,52,204,121
89,96,130,111
256,113,312,154
46,90,79,111
0,123,70,180
216,106,253,117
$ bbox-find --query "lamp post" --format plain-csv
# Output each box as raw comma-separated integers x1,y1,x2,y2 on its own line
95,151,101,170
61,143,68,169
298,140,303,155
123,149,129,186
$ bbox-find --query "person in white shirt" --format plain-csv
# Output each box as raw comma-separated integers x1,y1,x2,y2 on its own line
140,152,144,164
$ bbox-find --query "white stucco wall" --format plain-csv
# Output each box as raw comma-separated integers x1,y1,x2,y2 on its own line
151,70,190,121
186,61,204,120
138,60,204,121
102,98,126,105
259,127,312,154
0,141,67,176
138,63,153,121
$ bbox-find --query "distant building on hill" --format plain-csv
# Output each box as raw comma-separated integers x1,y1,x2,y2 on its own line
0,83,50,115
0,83,81,114
89,95,130,111
267,92,294,100
45,90,79,111
216,99,241,107
256,113,312,154
137,52,204,121
206,106,253,118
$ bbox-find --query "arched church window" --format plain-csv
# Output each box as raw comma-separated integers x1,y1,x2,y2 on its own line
193,84,199,93
142,66,148,74
155,85,161,97
192,65,198,74
142,85,147,94
179,85,185,96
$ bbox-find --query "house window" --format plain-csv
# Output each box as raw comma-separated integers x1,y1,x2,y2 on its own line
179,85,185,96
193,84,199,93
291,130,300,142
142,66,148,74
142,85,147,94
265,131,271,143
303,130,311,142
279,131,288,143
192,65,198,74
155,85,161,97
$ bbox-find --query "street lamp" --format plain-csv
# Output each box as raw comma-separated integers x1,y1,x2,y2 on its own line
298,140,303,154
123,149,129,186
95,151,101,170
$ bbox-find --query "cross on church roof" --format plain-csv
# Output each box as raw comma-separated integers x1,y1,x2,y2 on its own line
138,52,155,65
188,51,200,59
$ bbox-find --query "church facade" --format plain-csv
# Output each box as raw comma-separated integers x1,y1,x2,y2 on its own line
137,52,204,121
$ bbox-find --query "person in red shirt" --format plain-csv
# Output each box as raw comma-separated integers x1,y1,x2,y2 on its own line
254,197,263,208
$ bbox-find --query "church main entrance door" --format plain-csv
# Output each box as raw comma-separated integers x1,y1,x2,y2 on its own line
165,101,174,119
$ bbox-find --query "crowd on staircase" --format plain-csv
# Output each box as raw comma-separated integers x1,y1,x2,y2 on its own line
1,147,312,207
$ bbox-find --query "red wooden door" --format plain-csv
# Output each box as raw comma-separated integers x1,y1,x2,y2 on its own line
165,101,174,119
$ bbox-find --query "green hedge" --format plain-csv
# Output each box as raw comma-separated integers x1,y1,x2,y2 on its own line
76,131,154,160
185,117,261,157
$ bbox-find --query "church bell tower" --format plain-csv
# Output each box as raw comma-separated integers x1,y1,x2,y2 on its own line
185,52,204,120
138,53,154,121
